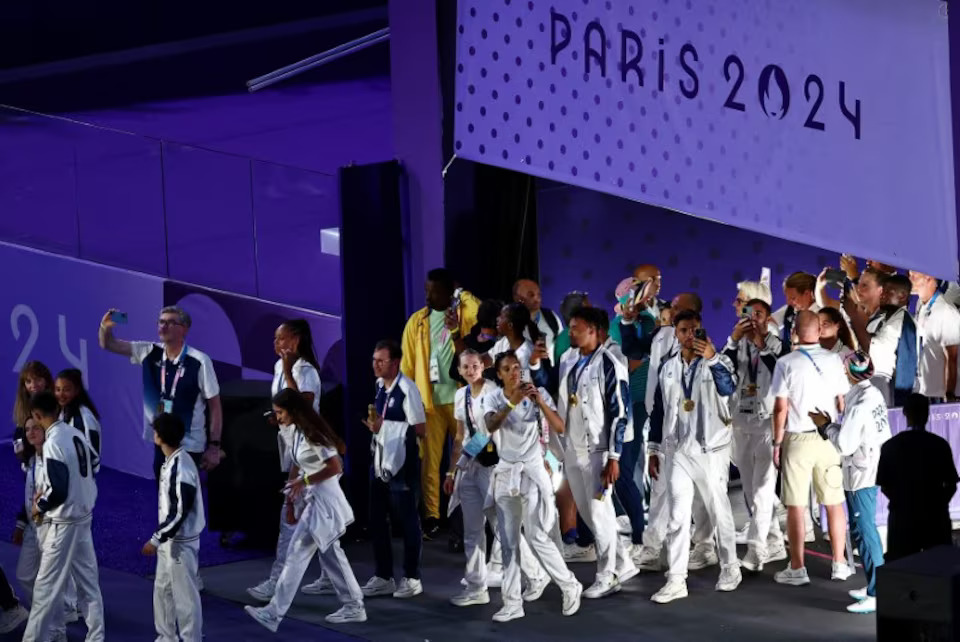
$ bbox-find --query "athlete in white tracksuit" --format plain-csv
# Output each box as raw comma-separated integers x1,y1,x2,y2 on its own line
247,353,325,601
722,305,787,570
446,358,546,605
484,353,582,622
23,394,104,642
146,416,205,642
557,310,637,599
648,312,742,603
622,321,716,568
246,393,365,630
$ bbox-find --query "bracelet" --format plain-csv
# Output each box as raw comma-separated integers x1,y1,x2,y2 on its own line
506,400,516,410
302,472,311,486
445,471,456,478
773,442,782,448
208,440,221,447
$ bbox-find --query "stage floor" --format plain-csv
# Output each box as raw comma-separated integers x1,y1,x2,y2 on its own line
2,530,876,642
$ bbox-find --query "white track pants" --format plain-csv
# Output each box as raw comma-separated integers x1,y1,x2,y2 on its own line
154,539,202,642
23,520,104,642
267,521,362,620
495,474,578,608
459,465,543,592
665,447,738,580
269,504,323,584
732,430,782,557
564,450,619,581
644,452,715,552
16,525,41,605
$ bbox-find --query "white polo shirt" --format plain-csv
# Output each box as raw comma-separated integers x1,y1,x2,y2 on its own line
272,358,322,413
489,337,535,372
770,344,849,433
914,293,960,398
482,387,554,463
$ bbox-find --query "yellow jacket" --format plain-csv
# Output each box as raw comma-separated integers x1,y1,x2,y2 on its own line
400,290,481,411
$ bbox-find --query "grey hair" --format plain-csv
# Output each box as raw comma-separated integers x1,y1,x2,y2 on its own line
160,306,192,329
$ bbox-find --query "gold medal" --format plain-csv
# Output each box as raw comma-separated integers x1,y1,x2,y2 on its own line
683,399,695,412
569,393,579,407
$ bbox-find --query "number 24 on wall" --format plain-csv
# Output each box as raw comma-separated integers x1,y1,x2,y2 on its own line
10,304,88,385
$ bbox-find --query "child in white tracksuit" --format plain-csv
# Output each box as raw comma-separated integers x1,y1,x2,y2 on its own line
22,391,104,642
143,413,205,642
246,389,365,631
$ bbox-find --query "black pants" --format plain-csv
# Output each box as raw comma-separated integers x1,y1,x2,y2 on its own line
0,565,18,610
886,510,953,562
369,473,423,581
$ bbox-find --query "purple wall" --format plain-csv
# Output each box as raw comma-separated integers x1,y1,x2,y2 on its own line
538,183,841,339
0,81,370,316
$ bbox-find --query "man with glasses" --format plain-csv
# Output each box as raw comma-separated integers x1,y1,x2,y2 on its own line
99,306,222,481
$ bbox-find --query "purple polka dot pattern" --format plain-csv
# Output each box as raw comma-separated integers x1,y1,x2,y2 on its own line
454,0,956,276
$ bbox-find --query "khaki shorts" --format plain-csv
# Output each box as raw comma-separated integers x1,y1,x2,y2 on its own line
781,431,844,507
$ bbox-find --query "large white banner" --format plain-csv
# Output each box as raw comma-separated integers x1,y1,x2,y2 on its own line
455,0,957,278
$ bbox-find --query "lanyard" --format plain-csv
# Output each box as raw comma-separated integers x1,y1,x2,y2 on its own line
464,389,479,437
160,345,187,400
924,291,941,316
681,357,702,400
746,345,760,384
795,348,822,376
568,350,598,394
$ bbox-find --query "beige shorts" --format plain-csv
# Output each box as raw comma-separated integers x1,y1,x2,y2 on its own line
781,431,844,507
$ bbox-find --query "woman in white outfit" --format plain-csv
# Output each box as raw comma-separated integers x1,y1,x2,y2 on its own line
245,389,365,630
489,303,540,371
248,320,327,601
818,308,856,359
14,419,45,606
483,351,582,622
445,350,547,607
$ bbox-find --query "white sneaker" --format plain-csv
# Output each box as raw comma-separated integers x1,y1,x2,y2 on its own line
246,578,277,601
563,543,597,563
325,604,367,623
651,578,688,604
688,546,719,570
774,566,810,586
302,576,335,595
0,605,28,634
522,575,550,602
740,548,763,573
451,589,490,607
716,566,743,592
561,582,583,616
766,541,788,563
583,575,621,599
832,562,855,581
848,586,868,601
393,577,423,599
617,560,640,584
492,604,524,622
735,522,751,545
486,568,503,589
846,596,876,614
636,546,665,571
361,576,396,597
244,605,280,633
